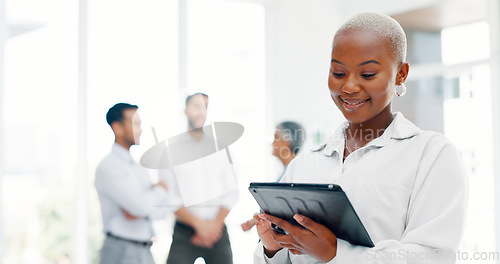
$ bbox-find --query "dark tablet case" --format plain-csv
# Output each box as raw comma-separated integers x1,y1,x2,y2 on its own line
249,182,374,247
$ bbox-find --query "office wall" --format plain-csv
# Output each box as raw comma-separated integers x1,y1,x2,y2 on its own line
266,0,343,148
335,0,443,16
0,0,5,258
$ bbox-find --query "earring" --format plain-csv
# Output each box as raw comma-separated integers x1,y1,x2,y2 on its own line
394,83,407,97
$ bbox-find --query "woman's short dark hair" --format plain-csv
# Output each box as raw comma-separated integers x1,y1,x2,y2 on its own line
106,103,139,126
277,121,306,155
186,93,209,106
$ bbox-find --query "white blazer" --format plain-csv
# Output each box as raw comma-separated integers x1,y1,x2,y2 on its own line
254,112,468,264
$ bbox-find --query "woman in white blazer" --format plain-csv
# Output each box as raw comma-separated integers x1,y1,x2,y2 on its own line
253,12,468,264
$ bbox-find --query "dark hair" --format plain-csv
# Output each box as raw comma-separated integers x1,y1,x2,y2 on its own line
185,93,209,107
106,103,139,126
277,121,306,155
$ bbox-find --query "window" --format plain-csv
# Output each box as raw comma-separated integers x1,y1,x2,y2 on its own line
394,20,496,261
441,21,490,65
3,0,78,262
87,0,179,262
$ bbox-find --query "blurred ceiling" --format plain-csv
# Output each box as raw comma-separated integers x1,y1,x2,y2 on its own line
392,0,487,31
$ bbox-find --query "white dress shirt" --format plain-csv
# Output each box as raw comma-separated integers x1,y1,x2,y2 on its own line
162,148,239,221
254,112,468,264
95,143,169,241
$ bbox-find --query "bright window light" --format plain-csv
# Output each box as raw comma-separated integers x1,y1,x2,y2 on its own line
441,21,490,65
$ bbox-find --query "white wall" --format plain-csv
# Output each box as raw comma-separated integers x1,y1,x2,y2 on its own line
0,0,5,260
266,0,344,145
335,0,443,17
488,0,500,255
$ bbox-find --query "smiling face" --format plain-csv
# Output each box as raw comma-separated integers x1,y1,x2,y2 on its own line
328,29,409,124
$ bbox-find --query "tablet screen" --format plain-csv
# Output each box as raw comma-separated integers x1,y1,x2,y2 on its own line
249,182,374,247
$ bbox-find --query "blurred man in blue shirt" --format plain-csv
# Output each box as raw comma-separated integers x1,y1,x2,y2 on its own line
95,103,169,264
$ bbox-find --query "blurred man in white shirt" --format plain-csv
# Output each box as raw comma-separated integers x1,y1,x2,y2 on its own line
165,93,238,264
95,103,169,264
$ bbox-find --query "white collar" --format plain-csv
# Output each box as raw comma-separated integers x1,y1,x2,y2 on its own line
312,112,421,157
112,143,134,163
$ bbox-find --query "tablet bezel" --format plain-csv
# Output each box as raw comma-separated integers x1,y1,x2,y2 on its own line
249,182,374,248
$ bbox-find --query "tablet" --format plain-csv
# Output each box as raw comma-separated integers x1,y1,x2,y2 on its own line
249,182,374,247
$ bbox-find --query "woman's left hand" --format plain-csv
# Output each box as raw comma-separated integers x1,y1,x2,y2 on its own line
260,213,337,263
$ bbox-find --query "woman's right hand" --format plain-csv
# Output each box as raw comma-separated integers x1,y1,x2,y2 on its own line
253,213,283,257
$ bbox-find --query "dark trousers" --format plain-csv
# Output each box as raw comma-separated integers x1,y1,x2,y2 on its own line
166,221,233,264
